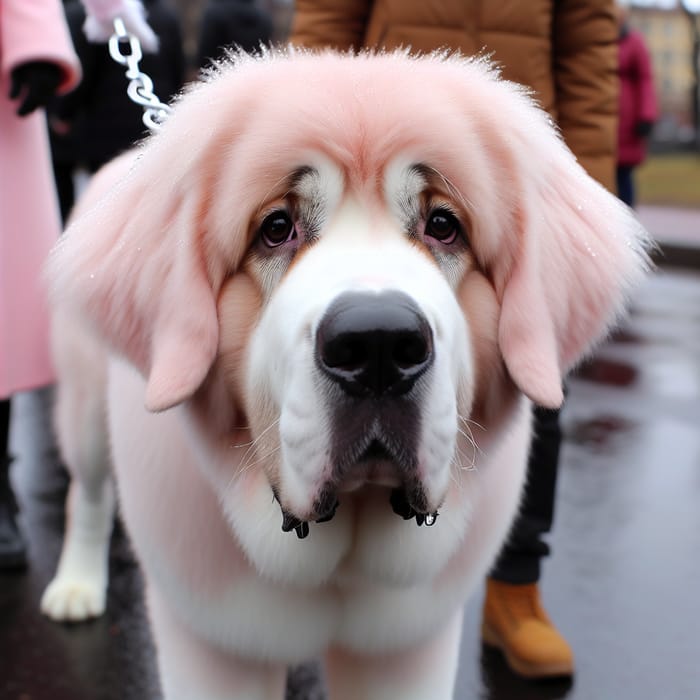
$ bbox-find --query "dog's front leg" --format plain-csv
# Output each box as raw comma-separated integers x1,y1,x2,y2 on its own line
148,588,288,700
41,312,114,621
41,476,115,621
324,608,464,700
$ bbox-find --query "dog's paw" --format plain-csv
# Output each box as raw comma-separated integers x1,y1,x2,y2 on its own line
40,575,106,622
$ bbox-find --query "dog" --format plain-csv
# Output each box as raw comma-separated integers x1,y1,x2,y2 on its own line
41,50,649,699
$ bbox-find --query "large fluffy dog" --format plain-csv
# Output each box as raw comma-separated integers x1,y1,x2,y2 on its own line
42,51,649,699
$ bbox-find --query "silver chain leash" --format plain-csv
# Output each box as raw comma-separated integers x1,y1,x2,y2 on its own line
108,18,172,132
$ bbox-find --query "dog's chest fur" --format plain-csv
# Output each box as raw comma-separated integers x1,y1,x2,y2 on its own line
108,356,531,663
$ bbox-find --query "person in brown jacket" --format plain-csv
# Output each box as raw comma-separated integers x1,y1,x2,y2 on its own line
290,0,619,681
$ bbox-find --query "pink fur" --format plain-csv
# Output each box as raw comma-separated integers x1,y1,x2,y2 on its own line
48,50,649,411
44,50,650,699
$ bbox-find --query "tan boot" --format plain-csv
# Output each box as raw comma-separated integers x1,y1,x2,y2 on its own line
481,579,574,679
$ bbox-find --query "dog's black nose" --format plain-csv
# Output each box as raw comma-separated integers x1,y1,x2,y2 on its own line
315,291,433,397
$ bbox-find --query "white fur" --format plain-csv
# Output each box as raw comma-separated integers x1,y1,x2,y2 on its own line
43,51,649,700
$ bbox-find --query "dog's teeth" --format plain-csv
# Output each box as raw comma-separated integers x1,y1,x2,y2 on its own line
295,522,310,539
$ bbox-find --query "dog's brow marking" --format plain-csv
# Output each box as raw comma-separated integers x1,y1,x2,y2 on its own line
294,167,329,241
391,164,426,240
291,166,316,187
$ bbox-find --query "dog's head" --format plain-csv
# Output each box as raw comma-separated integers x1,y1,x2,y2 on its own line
50,51,649,582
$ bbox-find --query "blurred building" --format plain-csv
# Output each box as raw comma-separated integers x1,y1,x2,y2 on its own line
629,5,697,143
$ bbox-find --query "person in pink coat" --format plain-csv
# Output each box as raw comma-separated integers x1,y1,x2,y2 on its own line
616,3,658,207
0,0,81,569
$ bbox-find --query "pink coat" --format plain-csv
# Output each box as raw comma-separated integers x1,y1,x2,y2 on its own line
0,0,81,398
618,28,658,167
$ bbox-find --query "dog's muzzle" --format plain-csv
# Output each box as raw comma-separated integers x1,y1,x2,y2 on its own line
278,291,440,539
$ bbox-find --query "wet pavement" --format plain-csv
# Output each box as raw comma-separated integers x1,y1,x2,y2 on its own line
3,263,700,699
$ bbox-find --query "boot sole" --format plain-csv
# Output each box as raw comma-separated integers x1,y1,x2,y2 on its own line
481,622,574,679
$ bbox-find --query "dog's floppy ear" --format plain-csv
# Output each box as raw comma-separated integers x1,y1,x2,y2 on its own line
48,127,227,413
494,132,650,409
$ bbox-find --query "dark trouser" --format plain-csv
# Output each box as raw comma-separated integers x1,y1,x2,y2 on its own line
616,165,635,208
1,397,14,501
52,160,76,226
0,399,9,464
0,396,27,569
490,405,562,585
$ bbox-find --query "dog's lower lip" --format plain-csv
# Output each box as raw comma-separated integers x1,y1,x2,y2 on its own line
390,488,439,527
314,497,340,523
281,510,303,533
278,494,339,538
278,482,440,540
281,511,310,539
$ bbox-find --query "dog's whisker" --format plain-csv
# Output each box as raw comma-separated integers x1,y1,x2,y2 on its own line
242,417,280,445
455,427,479,463
446,447,472,492
222,421,282,494
259,172,297,209
223,443,283,498
448,469,463,491
235,418,280,464
456,414,484,456
236,443,282,480
456,424,477,449
450,454,477,487
454,439,476,465
455,459,477,473
457,412,485,433
424,166,476,216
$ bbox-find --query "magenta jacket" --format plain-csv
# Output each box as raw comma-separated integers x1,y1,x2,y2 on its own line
617,28,658,167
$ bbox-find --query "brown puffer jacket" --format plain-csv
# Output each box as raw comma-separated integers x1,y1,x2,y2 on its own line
290,0,617,191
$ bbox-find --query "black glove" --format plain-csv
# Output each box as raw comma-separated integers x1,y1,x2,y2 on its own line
9,61,63,117
635,120,654,138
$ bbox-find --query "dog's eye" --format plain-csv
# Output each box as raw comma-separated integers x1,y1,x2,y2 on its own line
425,209,460,245
260,211,297,247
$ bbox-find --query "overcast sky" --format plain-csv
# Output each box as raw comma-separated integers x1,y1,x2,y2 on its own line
630,0,700,10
